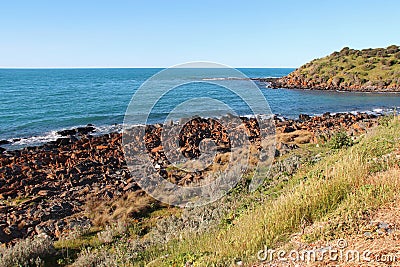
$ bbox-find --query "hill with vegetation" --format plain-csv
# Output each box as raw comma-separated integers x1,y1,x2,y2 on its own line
274,45,400,92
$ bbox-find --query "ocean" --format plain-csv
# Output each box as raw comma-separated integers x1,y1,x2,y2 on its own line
1,68,400,148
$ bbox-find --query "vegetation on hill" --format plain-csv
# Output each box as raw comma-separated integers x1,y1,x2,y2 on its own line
275,45,400,91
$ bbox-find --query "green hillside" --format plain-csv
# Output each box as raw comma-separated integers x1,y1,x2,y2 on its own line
276,45,400,91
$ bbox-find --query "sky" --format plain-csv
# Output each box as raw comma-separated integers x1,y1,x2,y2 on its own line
0,0,399,68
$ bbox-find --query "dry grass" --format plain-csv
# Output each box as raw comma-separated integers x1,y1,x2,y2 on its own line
263,167,400,267
85,190,157,227
145,118,400,266
60,116,399,267
278,130,313,145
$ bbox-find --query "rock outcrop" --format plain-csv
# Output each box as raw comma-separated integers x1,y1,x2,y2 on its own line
270,45,400,92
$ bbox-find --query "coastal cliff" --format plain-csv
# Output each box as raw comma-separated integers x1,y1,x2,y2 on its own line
272,45,400,92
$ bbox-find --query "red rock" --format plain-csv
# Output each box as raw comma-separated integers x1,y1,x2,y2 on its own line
37,190,49,196
151,146,163,153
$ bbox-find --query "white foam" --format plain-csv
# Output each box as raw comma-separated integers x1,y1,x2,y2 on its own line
4,124,125,149
93,124,123,135
10,130,61,147
202,77,230,81
373,108,383,113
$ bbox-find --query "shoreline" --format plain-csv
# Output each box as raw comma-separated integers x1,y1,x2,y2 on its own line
252,77,400,93
0,108,396,152
0,111,382,243
280,87,400,94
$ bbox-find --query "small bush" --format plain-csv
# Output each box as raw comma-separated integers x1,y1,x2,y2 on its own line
0,235,55,267
362,63,375,71
329,131,354,149
71,247,113,267
388,59,398,66
378,115,393,127
386,45,399,54
97,227,114,244
97,221,127,244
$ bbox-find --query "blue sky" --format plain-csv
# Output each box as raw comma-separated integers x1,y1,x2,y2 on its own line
1,0,399,68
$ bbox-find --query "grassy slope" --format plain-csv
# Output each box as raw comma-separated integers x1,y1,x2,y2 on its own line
145,117,400,266
280,45,400,90
2,117,399,266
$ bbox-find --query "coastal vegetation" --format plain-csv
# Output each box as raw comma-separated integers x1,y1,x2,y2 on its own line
72,115,400,266
275,45,400,91
1,114,399,266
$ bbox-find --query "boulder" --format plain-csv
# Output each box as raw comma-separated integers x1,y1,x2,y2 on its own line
299,114,311,122
77,126,95,135
0,226,10,243
0,140,10,145
57,129,77,136
282,126,296,133
55,138,71,146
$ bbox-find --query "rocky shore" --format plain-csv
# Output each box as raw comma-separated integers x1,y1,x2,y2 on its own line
267,76,400,92
0,112,380,244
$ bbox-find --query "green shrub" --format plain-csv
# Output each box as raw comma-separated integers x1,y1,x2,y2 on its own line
329,131,354,149
378,115,393,127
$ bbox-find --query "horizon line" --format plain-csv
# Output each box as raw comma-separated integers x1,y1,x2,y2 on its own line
0,66,298,69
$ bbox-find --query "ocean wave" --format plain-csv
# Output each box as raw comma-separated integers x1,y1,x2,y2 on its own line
92,124,123,135
3,124,123,150
8,130,62,149
202,77,233,81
